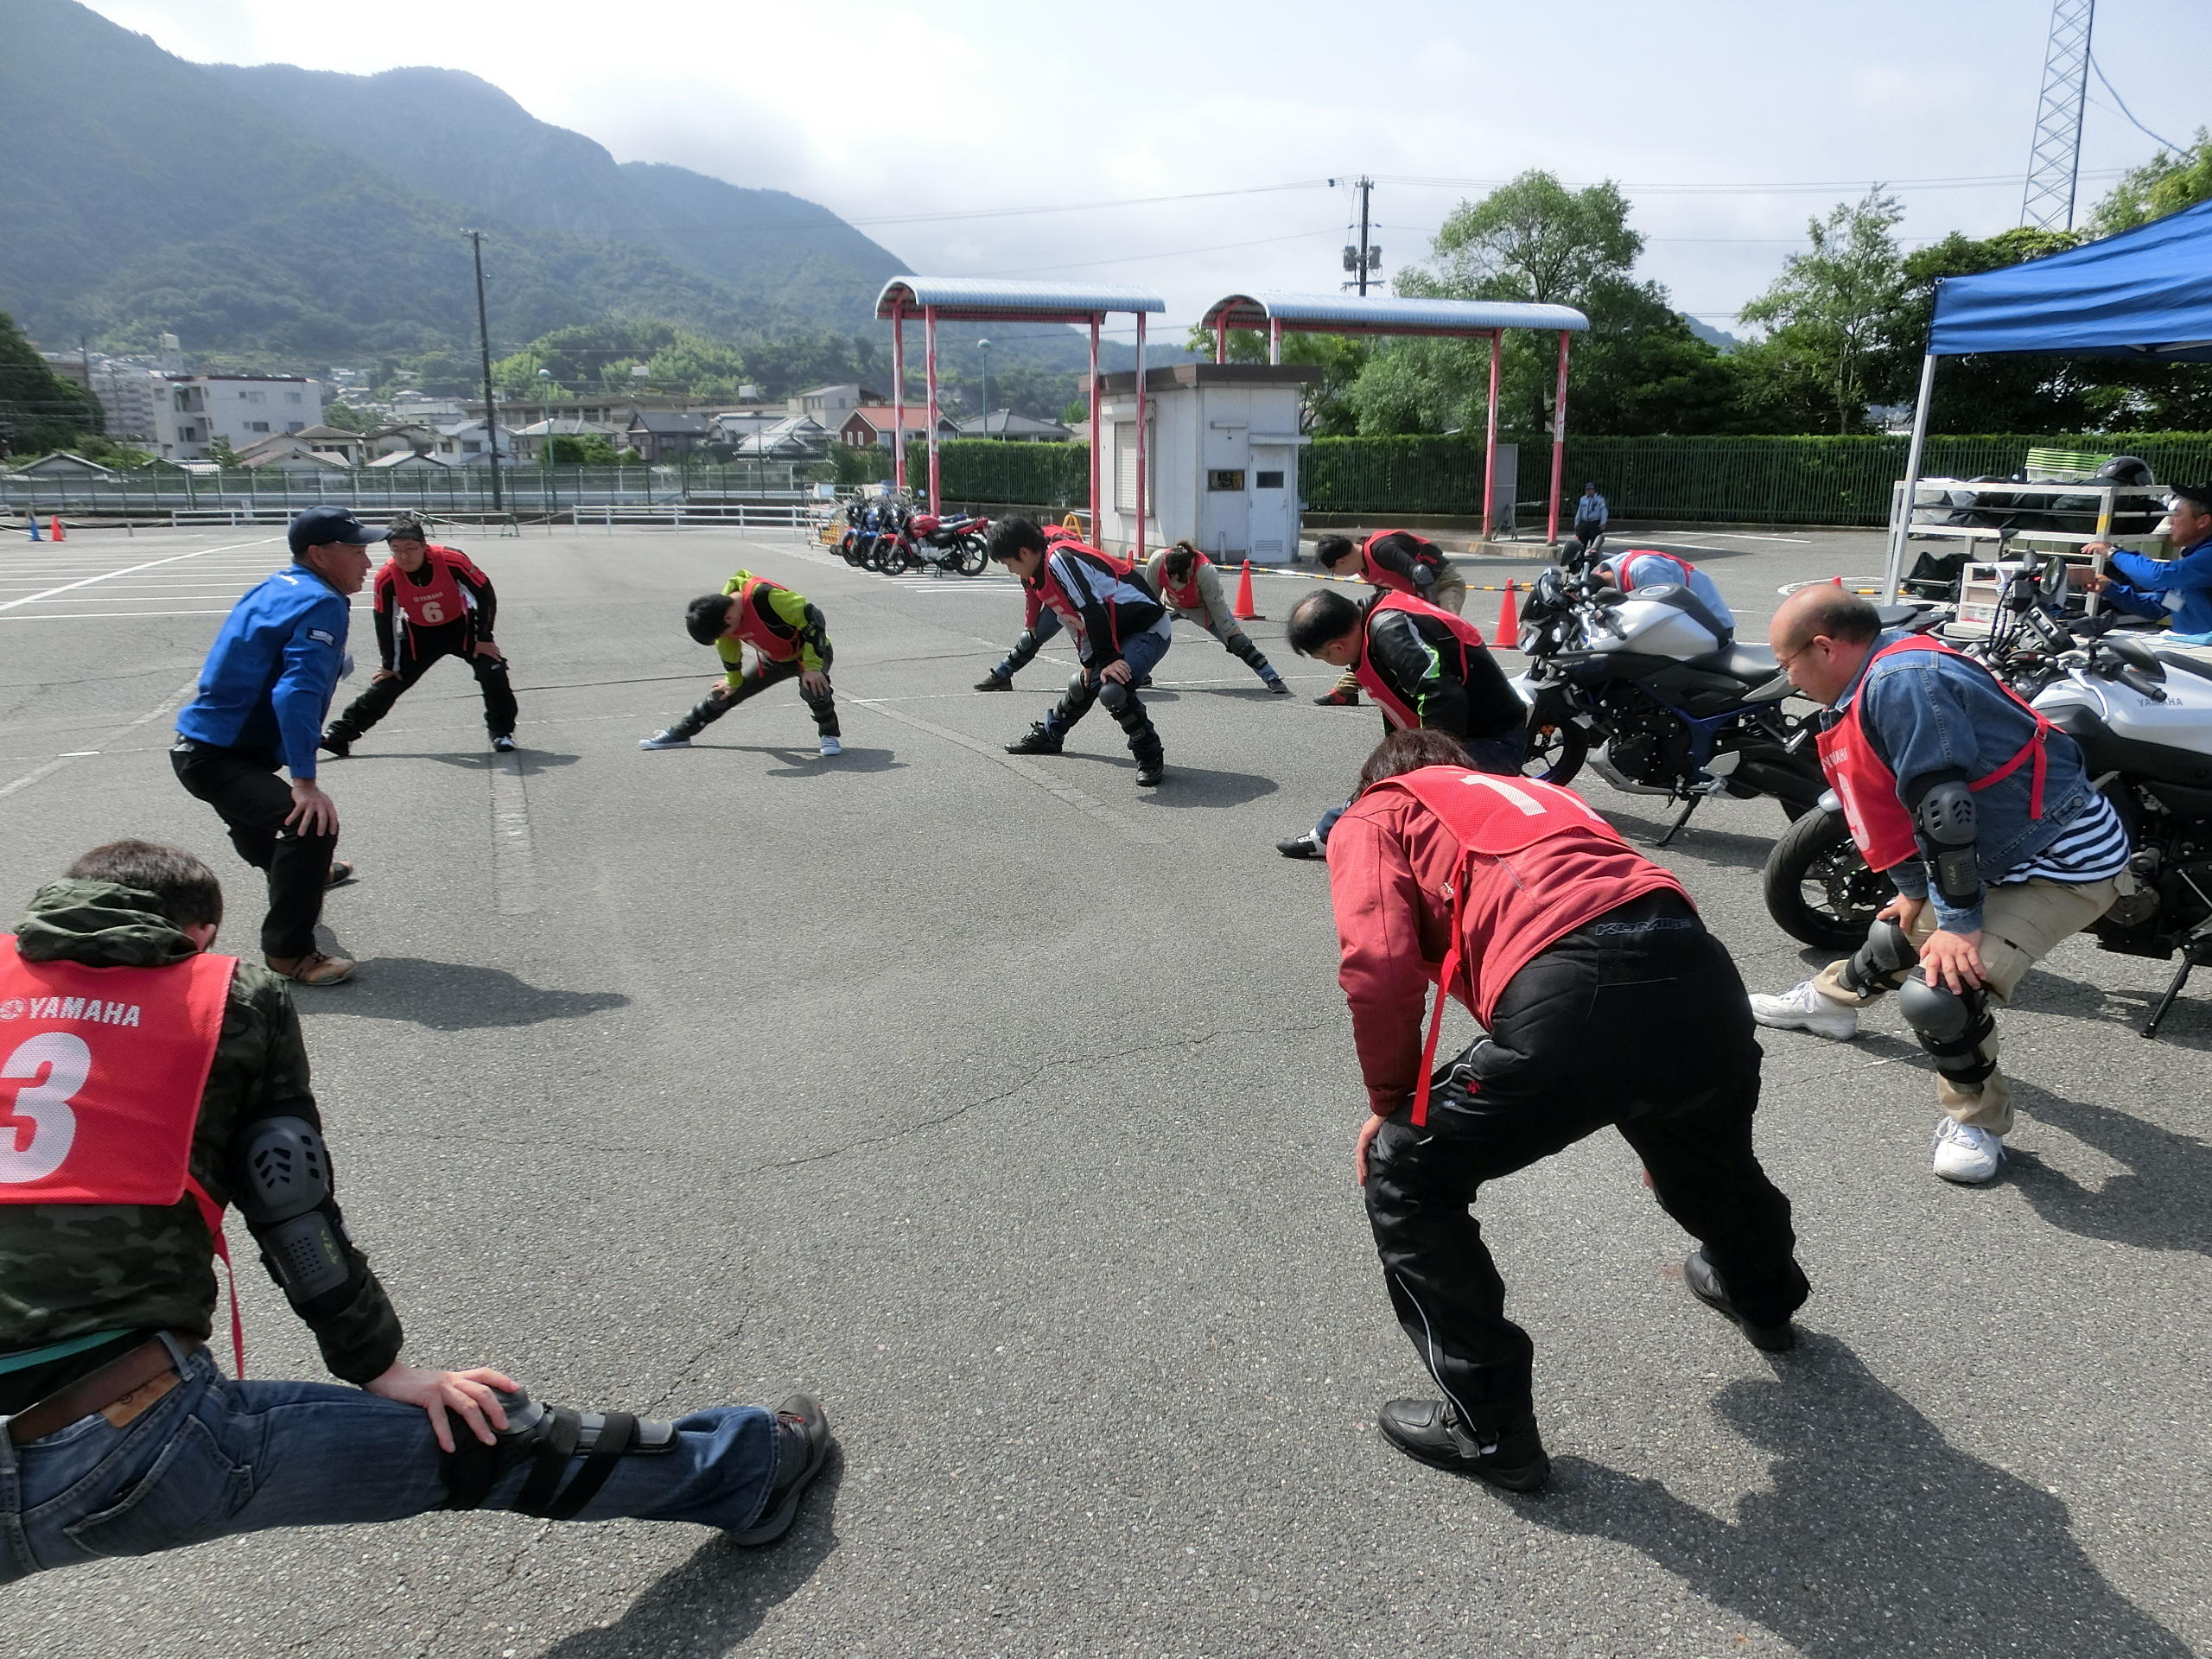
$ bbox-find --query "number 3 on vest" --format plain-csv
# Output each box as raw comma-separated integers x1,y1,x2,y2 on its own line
1,1032,90,1183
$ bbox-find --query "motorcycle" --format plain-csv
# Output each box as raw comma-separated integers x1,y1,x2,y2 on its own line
842,498,893,568
1514,557,1848,847
1761,567,2212,1034
880,509,991,577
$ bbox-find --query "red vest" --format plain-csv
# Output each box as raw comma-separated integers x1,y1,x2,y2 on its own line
1612,550,1694,591
1362,531,1444,595
1815,635,2052,872
733,576,804,662
1354,593,1491,730
1359,768,1680,1125
0,937,246,1373
381,547,476,630
1031,542,1146,651
1160,555,1209,613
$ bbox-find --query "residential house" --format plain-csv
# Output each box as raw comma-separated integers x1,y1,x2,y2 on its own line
512,418,628,461
148,373,326,461
623,410,714,463
365,450,451,471
433,420,514,463
708,407,786,454
10,452,118,478
233,435,353,474
293,424,371,466
953,410,1074,442
730,415,832,461
365,423,439,460
839,406,959,448
788,384,887,430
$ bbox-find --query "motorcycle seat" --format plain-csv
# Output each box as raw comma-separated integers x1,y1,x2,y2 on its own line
1694,642,1782,683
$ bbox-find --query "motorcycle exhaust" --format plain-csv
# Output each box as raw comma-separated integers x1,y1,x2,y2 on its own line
1587,749,1681,798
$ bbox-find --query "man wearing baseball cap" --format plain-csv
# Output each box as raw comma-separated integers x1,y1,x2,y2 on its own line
170,506,385,985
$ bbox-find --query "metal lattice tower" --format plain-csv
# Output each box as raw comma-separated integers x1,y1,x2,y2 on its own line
2020,0,2096,230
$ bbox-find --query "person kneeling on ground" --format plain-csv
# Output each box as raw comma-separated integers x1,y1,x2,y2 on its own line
1749,587,2125,1185
1143,541,1291,694
1332,731,1809,1494
986,516,1173,788
642,569,842,758
321,512,518,758
1274,585,1525,860
0,840,833,1581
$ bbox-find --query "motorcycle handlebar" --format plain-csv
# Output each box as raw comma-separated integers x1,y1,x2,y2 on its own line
2114,665,2170,703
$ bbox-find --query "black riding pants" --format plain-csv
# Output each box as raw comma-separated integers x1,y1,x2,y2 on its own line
1361,892,1807,1431
671,649,838,740
326,621,517,743
170,741,335,959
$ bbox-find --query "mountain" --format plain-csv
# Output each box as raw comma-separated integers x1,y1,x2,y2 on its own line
1681,315,1741,352
0,0,902,364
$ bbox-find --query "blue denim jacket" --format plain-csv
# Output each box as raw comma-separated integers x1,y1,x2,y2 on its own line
1826,631,2096,933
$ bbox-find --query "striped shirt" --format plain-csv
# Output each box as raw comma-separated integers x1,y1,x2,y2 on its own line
1999,791,2130,885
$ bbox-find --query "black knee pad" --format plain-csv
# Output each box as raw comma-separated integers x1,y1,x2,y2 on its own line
1098,677,1131,717
1839,918,1917,997
442,1388,677,1522
1897,977,1997,1090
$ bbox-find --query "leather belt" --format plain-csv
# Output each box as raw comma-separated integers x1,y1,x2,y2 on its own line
6,1336,195,1446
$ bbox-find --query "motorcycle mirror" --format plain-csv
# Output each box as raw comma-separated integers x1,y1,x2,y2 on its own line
2104,633,2164,676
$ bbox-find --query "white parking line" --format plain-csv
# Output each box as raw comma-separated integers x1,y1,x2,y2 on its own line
0,535,285,613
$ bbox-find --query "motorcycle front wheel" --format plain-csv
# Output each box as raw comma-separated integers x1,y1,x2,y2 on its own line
1763,809,1887,952
841,535,867,566
872,541,909,574
1521,711,1590,785
957,535,990,575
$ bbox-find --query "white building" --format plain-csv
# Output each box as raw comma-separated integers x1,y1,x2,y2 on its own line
1096,365,1316,564
151,374,326,460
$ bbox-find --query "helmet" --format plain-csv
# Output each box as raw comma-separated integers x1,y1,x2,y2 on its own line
2096,456,2153,487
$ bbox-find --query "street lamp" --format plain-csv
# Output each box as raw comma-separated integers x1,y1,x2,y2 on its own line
537,368,553,466
976,339,991,440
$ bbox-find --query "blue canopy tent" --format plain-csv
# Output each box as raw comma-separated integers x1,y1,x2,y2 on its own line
1884,197,2212,598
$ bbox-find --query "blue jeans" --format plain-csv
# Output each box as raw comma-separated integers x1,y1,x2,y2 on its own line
1313,729,1528,845
1041,622,1172,749
0,1339,779,1583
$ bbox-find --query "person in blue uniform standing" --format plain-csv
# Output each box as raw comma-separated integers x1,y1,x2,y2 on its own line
170,505,384,986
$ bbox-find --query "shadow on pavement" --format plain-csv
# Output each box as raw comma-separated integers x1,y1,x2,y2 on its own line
302,957,630,1030
1522,1335,2191,1658
1597,807,1785,873
342,748,585,779
537,1452,843,1659
715,743,906,778
2006,1082,2211,1257
1049,749,1281,807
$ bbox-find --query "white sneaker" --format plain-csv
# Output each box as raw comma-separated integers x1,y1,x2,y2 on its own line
639,730,690,751
817,735,842,758
1932,1119,2004,1185
1748,978,1859,1041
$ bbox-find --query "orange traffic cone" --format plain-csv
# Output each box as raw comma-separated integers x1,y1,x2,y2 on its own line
1233,558,1262,620
1831,574,1843,586
48,515,65,542
1496,579,1518,641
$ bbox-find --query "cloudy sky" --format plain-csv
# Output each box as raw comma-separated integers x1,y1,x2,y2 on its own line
87,0,2211,340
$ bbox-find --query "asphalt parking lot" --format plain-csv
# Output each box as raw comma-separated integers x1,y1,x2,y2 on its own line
1,521,2205,1658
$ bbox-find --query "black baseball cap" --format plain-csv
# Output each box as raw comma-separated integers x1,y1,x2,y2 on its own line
287,505,390,557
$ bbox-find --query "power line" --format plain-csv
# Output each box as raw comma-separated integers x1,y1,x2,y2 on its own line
654,179,1332,236
2088,50,2184,155
980,227,1340,278
1379,168,2123,197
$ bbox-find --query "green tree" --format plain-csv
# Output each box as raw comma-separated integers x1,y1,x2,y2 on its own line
321,401,374,432
2088,130,2212,235
546,432,620,464
0,308,104,455
1181,323,1370,434
1343,171,1744,438
207,435,242,467
1879,226,2087,431
1737,190,1906,434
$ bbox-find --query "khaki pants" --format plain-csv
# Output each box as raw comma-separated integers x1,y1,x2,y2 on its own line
1331,575,1471,696
1811,877,2120,1133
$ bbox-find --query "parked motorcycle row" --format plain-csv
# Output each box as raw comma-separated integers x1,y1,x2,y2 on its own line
836,494,992,577
1513,543,2212,1038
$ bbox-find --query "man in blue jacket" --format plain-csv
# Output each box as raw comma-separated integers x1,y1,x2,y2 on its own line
170,506,385,986
2083,482,2212,639
1747,588,2125,1185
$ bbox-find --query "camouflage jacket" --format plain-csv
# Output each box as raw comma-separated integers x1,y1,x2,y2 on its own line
0,881,404,1383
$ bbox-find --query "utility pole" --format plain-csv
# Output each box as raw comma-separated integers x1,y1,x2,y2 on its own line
1334,176,1382,294
2021,0,2095,231
466,229,505,514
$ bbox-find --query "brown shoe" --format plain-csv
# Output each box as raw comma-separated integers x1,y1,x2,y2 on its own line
265,950,356,986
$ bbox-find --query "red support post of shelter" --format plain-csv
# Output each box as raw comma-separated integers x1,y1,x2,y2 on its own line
1088,315,1103,533
1214,319,1228,364
892,305,906,493
924,305,941,516
1481,329,1501,540
1545,329,1573,547
1133,311,1148,562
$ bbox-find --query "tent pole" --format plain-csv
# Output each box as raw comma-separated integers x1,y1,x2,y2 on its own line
1545,331,1572,547
892,304,906,493
925,306,941,516
1883,352,1939,602
1088,316,1102,534
1134,311,1148,561
1481,330,1501,539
